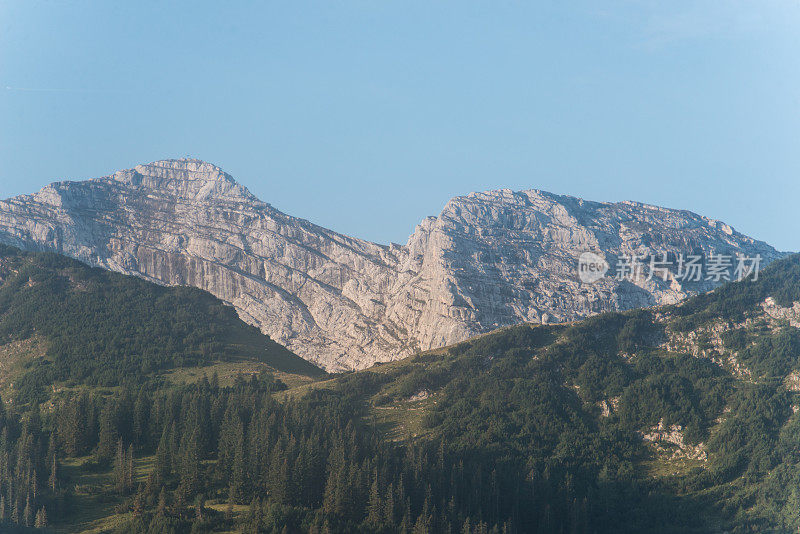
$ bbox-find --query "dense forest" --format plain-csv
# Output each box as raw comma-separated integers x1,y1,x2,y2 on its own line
1,246,800,532
0,244,323,403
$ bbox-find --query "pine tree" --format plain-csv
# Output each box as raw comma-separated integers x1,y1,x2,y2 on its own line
225,491,234,520
367,473,383,526
247,496,261,533
178,428,201,501
322,443,350,517
194,494,204,521
399,503,412,534
48,454,58,492
144,468,161,504
133,484,146,516
413,510,432,534
133,388,151,449
149,487,170,533
46,431,57,470
10,494,18,525
384,481,396,525
98,401,120,460
126,443,135,492
169,419,181,475
23,493,32,527
34,506,47,528
114,438,126,494
229,420,247,502
156,487,167,516
155,423,172,479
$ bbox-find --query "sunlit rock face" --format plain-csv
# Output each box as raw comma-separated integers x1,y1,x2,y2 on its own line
0,159,783,370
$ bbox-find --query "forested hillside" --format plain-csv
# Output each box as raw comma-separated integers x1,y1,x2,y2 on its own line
0,244,323,404
1,248,800,532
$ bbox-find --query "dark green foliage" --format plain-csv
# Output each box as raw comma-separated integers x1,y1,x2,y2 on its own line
0,244,322,402
620,352,730,443
707,385,791,482
737,326,800,378
670,253,800,331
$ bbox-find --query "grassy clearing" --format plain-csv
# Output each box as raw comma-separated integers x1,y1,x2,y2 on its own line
0,336,48,401
643,452,707,479
271,376,337,402
370,394,436,442
160,359,317,389
49,455,157,533
217,328,325,378
52,456,120,533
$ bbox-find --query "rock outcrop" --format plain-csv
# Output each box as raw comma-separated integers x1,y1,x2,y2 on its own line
0,159,784,370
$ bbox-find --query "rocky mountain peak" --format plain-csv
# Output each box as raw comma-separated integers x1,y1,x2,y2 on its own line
0,160,787,371
111,158,257,202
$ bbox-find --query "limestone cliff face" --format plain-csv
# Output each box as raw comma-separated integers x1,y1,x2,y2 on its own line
0,159,783,370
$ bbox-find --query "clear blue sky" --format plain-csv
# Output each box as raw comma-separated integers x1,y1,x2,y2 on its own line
1,1,798,251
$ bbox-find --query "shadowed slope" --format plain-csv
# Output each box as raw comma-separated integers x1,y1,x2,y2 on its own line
0,243,323,402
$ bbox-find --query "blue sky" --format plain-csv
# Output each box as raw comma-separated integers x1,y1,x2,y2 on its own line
1,1,799,250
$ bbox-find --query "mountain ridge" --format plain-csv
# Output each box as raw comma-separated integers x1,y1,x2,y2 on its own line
0,159,785,370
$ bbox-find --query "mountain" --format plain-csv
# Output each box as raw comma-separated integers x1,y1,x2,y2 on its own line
0,159,783,371
0,243,322,403
259,253,800,532
316,252,800,532
3,249,798,532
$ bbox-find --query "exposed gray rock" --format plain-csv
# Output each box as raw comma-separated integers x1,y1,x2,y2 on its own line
761,297,800,328
0,159,785,370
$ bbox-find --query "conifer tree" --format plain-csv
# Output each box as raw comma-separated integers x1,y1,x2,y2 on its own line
194,494,204,521
126,443,135,492
225,491,234,520
23,492,32,527
367,473,383,527
10,495,18,525
133,388,150,449
149,487,170,533
34,506,47,528
133,484,146,516
155,423,172,479
178,428,201,501
384,481,396,525
229,420,247,502
114,438,126,494
98,402,120,460
48,453,58,492
156,487,167,516
31,469,38,500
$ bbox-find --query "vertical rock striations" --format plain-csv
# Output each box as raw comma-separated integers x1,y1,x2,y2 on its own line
0,159,784,370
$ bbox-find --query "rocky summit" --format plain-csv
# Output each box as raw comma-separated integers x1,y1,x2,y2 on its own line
0,159,784,370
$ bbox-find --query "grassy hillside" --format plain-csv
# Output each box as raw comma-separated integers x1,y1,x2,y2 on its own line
0,244,323,403
2,249,800,532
